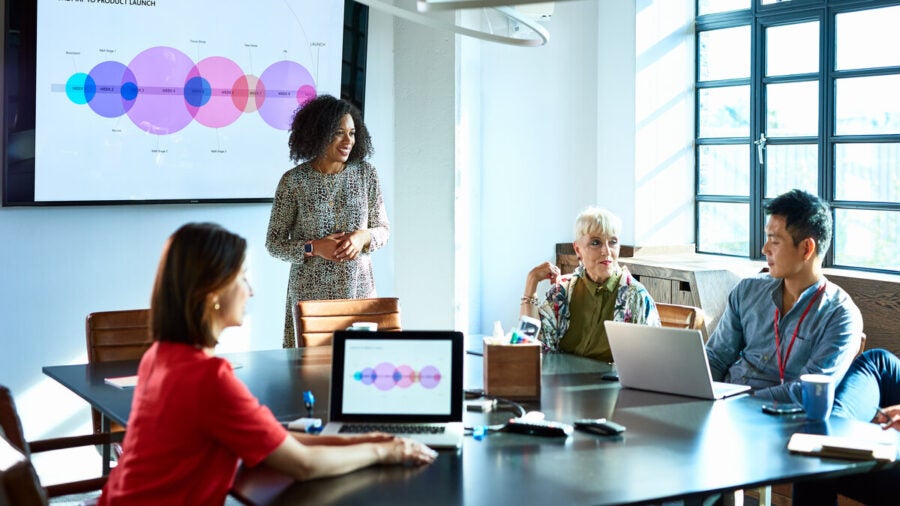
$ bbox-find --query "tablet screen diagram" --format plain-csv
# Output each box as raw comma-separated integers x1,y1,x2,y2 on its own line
33,0,342,202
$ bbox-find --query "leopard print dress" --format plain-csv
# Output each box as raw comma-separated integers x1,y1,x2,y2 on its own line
265,160,390,347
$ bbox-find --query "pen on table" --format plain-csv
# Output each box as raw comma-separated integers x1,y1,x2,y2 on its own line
551,269,561,320
876,407,894,429
304,390,315,417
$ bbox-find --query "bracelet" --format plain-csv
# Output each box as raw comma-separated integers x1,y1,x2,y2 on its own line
520,295,539,306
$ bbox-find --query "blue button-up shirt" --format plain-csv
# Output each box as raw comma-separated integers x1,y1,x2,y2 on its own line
706,274,863,403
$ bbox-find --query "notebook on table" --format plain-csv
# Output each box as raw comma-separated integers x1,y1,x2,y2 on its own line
604,321,751,400
788,433,897,462
320,330,465,449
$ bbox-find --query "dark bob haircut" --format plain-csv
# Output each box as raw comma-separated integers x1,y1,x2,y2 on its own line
150,223,247,348
765,189,832,257
287,94,373,164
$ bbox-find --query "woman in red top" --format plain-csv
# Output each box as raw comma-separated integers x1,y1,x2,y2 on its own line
99,223,436,505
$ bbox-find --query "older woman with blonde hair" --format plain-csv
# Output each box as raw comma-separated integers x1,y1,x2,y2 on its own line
520,207,660,362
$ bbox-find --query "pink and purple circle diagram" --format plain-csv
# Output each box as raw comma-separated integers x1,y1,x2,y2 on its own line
353,363,443,391
63,46,316,134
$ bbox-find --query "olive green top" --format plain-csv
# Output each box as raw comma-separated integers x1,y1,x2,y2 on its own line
559,272,620,362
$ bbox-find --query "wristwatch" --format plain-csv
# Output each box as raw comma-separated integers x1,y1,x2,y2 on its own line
304,242,313,254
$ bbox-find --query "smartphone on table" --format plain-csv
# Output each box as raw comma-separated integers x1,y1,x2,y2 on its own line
761,401,804,415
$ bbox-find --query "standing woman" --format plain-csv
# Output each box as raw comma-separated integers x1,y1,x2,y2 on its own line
267,95,389,348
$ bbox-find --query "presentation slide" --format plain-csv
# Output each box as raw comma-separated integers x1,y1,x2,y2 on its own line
33,0,342,202
342,339,454,416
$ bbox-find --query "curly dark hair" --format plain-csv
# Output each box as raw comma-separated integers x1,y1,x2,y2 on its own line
287,94,373,164
765,189,832,257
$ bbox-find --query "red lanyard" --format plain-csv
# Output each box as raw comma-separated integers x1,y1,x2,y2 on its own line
773,283,826,384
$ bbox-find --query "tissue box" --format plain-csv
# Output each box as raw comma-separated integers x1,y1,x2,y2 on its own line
483,337,542,400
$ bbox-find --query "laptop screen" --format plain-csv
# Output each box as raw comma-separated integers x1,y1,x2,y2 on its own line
329,330,464,423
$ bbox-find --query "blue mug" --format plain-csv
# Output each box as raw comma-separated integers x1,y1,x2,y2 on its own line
800,374,835,421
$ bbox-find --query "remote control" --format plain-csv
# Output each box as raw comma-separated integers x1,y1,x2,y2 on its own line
573,418,626,435
601,371,619,381
504,418,573,437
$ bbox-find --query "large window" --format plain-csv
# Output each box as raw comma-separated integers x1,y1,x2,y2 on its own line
696,0,900,273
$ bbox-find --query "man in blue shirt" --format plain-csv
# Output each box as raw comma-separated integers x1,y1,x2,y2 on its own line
705,189,863,403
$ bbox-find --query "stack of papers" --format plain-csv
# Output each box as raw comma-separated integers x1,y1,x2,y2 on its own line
104,375,138,389
788,433,897,462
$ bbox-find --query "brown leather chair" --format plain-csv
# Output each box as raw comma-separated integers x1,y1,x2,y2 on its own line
293,298,401,347
0,385,117,503
656,302,705,331
85,309,152,437
0,434,46,506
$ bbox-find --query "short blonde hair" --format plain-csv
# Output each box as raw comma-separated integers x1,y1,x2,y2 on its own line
574,206,622,240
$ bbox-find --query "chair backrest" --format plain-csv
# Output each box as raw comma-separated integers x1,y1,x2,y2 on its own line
85,309,152,434
293,298,401,347
1,385,106,504
0,434,47,506
85,309,152,363
0,387,29,459
656,303,706,332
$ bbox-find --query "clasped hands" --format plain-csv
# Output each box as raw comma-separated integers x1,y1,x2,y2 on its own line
304,230,370,262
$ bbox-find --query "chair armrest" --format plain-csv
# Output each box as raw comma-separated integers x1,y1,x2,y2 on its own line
45,476,108,498
28,431,124,454
27,432,121,498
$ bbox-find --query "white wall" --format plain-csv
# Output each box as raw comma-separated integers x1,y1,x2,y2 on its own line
456,10,483,334
0,204,290,438
392,13,457,330
364,8,397,298
474,1,604,335
469,0,697,335
597,0,637,234
634,0,695,247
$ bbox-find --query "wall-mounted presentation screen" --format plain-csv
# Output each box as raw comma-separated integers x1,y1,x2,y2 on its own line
2,0,343,205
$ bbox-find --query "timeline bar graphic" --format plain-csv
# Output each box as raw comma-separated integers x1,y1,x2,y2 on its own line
59,46,316,134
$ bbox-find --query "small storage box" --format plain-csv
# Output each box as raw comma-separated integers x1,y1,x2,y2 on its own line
482,338,542,400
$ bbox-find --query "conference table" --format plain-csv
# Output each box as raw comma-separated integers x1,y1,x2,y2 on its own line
43,344,898,505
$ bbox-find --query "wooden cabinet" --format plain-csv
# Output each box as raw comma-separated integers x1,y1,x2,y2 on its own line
617,256,747,340
635,276,695,306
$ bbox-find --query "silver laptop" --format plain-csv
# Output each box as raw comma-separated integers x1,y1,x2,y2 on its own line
320,330,465,449
604,321,751,400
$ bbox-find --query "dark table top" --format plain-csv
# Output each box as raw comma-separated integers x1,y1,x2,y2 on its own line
43,347,334,426
44,347,899,506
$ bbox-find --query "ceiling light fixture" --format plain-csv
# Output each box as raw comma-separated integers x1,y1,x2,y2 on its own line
417,0,557,11
354,0,550,47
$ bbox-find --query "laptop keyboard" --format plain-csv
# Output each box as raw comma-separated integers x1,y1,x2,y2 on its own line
338,424,446,435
